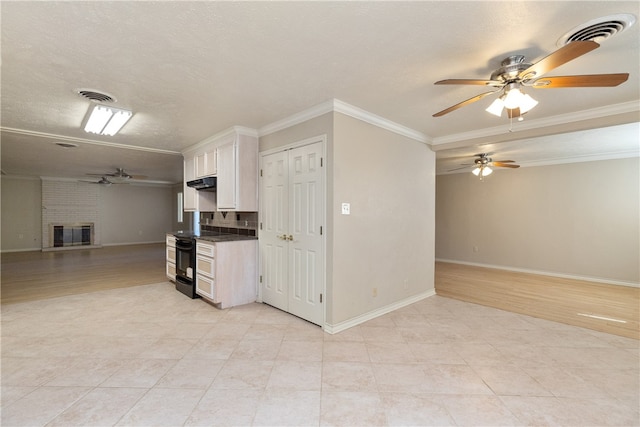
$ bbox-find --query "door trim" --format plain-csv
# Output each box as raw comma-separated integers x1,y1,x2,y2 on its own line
258,134,327,329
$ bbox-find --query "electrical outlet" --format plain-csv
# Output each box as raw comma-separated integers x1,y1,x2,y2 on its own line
341,203,350,215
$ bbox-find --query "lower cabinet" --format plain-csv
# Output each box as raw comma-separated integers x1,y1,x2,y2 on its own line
195,239,257,308
166,234,176,282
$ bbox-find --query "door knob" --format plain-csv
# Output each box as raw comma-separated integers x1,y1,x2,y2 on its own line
287,234,294,241
277,234,287,240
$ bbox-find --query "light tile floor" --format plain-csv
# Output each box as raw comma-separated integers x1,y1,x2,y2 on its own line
1,282,638,426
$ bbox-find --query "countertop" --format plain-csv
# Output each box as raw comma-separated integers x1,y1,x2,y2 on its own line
169,230,257,243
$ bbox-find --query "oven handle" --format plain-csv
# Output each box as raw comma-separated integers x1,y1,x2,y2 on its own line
176,275,191,285
175,240,194,250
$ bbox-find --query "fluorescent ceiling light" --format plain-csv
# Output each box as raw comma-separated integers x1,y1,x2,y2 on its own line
84,105,132,136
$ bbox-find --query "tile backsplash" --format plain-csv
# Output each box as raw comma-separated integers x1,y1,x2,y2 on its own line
200,211,258,236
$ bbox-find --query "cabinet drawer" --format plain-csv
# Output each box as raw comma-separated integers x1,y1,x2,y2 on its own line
166,247,176,263
196,242,215,257
166,235,176,247
166,262,176,281
196,255,215,278
196,274,215,301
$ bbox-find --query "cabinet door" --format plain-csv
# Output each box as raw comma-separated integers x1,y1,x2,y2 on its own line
216,141,236,210
184,157,197,211
196,255,215,278
166,262,176,281
195,153,206,178
196,275,215,300
205,148,217,176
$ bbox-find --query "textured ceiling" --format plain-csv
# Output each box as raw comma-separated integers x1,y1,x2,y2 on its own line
1,1,638,184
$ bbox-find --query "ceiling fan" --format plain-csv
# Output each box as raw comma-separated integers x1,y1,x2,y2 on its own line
432,40,629,119
86,168,147,180
79,176,127,186
450,153,520,180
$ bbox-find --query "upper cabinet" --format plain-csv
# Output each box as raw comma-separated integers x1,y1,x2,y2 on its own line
217,135,258,211
183,153,217,212
195,147,217,179
182,127,258,212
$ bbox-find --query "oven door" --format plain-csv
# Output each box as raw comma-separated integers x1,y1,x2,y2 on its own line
175,238,195,282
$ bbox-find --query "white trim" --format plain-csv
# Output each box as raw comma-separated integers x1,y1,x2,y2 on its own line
332,99,430,144
258,100,335,137
258,99,430,144
323,289,436,334
182,125,259,155
431,101,640,147
435,258,640,288
1,127,181,155
0,247,43,253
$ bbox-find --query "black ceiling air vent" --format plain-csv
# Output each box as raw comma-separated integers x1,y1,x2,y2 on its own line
76,89,115,103
557,14,636,46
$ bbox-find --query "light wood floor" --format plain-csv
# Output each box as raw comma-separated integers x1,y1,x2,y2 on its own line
3,247,638,339
1,243,167,305
436,261,639,340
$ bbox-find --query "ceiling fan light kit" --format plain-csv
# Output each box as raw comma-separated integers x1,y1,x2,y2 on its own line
84,104,132,136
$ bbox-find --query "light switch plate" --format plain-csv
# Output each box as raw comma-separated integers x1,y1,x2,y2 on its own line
341,203,350,215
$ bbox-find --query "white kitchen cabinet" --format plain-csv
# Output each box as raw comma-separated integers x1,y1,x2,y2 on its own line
166,234,176,282
195,147,217,178
183,127,257,213
183,154,216,212
195,239,257,308
216,134,258,211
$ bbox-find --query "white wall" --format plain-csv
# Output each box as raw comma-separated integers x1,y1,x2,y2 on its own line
435,157,640,284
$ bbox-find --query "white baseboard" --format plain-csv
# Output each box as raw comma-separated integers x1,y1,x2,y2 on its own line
323,289,436,334
435,258,639,288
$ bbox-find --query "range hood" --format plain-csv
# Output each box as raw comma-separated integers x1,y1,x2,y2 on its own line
186,177,217,191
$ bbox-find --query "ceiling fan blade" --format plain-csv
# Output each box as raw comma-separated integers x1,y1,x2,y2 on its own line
448,165,474,172
493,162,520,168
435,79,503,86
129,175,148,180
530,73,629,88
517,40,599,81
433,91,498,117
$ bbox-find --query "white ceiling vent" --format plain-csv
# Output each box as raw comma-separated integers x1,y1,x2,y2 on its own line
557,14,636,46
76,89,116,103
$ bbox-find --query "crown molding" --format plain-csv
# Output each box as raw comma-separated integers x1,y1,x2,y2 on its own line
182,125,259,154
0,127,182,155
258,99,430,144
431,101,640,146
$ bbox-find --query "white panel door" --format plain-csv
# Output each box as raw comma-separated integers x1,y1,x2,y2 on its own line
287,143,323,325
260,140,324,326
260,150,289,311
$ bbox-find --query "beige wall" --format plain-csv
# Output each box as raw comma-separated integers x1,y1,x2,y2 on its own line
1,176,42,251
259,112,436,327
100,184,173,245
1,177,174,251
331,113,435,324
435,157,640,284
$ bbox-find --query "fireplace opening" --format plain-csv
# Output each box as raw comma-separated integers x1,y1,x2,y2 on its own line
50,223,94,247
